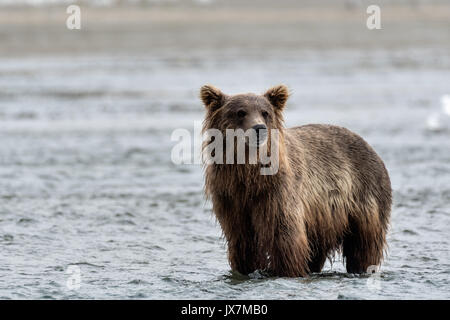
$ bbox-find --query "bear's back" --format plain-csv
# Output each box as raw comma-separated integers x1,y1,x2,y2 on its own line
284,124,391,219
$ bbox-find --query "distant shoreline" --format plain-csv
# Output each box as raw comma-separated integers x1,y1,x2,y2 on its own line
1,3,449,57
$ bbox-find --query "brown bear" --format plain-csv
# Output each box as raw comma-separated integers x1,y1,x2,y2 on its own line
200,84,392,277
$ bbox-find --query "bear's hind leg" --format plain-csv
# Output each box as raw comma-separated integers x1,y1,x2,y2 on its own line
307,248,327,273
343,216,386,274
228,237,257,275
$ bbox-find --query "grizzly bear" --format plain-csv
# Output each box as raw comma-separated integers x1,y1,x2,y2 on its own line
200,84,392,277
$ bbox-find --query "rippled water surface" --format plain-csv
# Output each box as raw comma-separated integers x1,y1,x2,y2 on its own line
0,44,449,298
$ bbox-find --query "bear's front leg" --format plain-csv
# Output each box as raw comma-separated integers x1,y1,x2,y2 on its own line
269,228,310,277
227,236,258,275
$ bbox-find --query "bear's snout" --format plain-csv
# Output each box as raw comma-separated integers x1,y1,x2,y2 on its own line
249,124,268,147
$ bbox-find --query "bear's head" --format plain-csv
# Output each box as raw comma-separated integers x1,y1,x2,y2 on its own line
200,85,289,174
200,84,289,147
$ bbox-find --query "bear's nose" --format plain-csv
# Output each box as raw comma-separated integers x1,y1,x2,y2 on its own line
253,124,267,136
253,124,267,131
252,124,267,141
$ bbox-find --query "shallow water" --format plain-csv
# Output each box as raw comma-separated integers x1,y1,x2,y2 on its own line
0,47,449,299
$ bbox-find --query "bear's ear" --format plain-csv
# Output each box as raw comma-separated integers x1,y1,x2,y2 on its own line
264,84,289,111
200,85,225,112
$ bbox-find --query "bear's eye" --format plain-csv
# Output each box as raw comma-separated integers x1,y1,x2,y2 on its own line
237,110,247,118
262,111,269,118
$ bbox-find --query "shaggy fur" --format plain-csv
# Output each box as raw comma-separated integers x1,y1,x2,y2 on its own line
200,84,392,277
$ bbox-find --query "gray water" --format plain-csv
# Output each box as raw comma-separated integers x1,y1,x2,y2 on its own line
0,47,449,299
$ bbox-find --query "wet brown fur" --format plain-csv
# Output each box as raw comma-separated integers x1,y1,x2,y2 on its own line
200,84,392,277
